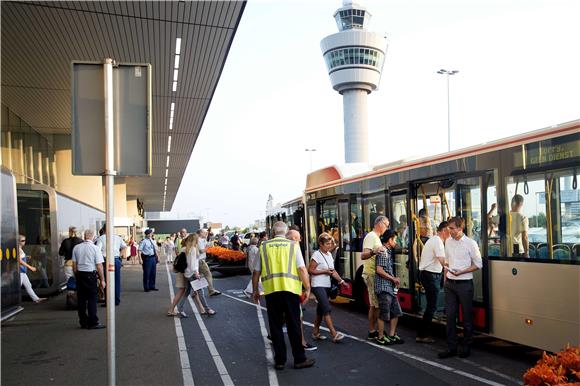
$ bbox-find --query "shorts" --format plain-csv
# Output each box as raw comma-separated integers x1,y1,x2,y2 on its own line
377,292,403,322
312,287,332,316
175,272,186,288
362,273,379,308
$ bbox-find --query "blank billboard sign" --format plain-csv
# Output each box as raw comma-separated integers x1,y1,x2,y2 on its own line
72,62,152,176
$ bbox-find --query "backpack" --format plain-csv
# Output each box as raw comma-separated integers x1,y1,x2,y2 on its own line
173,251,187,273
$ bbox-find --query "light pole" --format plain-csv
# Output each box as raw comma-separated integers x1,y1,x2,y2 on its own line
305,148,316,171
437,69,459,152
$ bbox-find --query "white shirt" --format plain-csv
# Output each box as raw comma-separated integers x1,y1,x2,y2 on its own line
510,211,529,253
419,235,445,273
252,237,305,272
444,234,482,280
96,234,127,258
72,241,104,272
310,250,334,288
197,238,208,260
247,244,260,272
183,247,199,279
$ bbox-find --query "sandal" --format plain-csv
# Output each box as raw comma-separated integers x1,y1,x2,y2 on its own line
312,333,327,341
332,332,345,343
167,311,178,317
199,310,207,315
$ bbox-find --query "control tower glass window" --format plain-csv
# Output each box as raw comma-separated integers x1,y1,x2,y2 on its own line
336,9,366,30
324,47,384,72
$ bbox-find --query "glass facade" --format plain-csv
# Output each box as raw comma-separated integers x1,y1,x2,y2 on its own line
1,104,57,187
324,47,384,72
336,8,366,30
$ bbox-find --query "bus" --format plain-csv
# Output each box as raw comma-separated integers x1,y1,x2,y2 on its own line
295,120,579,353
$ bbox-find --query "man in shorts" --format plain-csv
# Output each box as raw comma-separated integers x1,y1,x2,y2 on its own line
375,229,404,345
361,215,389,340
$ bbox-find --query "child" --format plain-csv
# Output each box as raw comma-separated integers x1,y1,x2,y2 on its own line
374,229,404,345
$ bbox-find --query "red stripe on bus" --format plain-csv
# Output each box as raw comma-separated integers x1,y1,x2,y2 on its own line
459,305,486,329
398,292,412,311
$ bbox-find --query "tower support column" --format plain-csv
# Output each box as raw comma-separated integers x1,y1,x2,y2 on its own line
343,89,369,163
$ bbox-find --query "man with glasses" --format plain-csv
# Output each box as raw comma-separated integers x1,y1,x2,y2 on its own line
361,215,389,341
438,217,482,359
18,235,47,304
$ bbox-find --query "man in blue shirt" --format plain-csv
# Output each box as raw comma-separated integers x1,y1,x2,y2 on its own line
139,229,158,292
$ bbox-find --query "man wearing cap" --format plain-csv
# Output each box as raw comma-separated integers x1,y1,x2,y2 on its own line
96,224,127,306
140,229,158,292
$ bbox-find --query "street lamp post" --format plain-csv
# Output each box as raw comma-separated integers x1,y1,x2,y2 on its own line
305,148,316,171
437,69,459,152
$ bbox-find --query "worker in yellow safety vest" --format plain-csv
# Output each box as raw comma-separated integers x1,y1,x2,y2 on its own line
252,221,315,370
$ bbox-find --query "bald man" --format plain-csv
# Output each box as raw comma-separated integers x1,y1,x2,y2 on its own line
286,230,317,352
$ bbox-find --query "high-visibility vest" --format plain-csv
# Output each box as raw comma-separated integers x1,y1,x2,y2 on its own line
260,236,302,296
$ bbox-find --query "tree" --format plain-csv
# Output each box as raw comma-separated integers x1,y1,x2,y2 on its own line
224,225,230,231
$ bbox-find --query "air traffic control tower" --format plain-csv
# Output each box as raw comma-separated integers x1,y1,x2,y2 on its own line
321,0,387,164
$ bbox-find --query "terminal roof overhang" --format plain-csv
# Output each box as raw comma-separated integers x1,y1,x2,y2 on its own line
1,1,245,211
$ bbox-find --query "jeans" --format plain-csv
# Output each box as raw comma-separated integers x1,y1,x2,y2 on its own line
444,279,474,351
177,276,210,312
142,255,157,290
418,271,441,337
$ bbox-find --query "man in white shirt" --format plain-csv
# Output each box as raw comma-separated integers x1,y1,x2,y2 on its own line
510,194,529,257
73,229,106,329
416,221,449,343
438,217,482,359
96,224,127,306
197,229,221,296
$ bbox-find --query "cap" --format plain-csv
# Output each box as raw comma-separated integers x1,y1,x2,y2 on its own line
144,229,153,235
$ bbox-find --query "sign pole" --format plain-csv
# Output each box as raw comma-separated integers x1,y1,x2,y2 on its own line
104,58,116,386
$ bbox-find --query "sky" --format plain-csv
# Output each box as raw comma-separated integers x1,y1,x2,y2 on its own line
168,0,580,228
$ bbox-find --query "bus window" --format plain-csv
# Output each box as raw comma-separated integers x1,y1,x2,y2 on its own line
17,189,52,289
486,175,500,256
549,170,579,260
363,193,385,235
391,194,408,250
506,174,546,258
350,197,363,252
457,177,483,303
307,204,317,255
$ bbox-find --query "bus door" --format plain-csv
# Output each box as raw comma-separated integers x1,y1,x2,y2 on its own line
389,191,413,311
412,180,456,316
456,175,489,331
336,197,361,297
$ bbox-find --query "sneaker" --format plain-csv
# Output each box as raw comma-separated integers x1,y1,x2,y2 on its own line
375,336,393,345
311,333,327,341
303,343,318,351
389,334,405,344
179,311,188,318
367,330,379,340
416,336,436,343
210,290,222,296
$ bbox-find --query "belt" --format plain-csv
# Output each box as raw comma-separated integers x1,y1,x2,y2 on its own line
446,278,472,283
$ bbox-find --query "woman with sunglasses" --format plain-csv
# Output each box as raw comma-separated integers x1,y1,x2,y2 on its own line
308,232,345,343
18,235,47,304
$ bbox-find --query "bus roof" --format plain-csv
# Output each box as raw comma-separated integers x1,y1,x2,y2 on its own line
305,119,580,193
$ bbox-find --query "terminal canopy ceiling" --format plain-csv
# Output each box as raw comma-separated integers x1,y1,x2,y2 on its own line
1,1,245,211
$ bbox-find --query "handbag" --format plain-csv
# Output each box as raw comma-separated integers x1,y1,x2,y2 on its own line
319,251,340,300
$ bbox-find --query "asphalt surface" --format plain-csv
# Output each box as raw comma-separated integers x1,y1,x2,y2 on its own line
2,260,539,386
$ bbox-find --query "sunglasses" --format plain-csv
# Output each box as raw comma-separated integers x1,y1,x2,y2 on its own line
20,240,26,242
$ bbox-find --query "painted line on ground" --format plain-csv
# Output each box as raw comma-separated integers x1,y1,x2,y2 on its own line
459,359,521,385
255,302,280,386
187,291,234,386
164,262,194,386
222,293,508,386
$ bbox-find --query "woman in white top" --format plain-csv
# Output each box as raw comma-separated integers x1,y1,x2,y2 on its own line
244,237,263,297
308,232,345,343
174,234,216,317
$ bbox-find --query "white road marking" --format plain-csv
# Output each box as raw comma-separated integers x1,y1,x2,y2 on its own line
222,293,510,386
255,302,280,386
459,359,522,385
188,292,235,386
164,263,194,386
